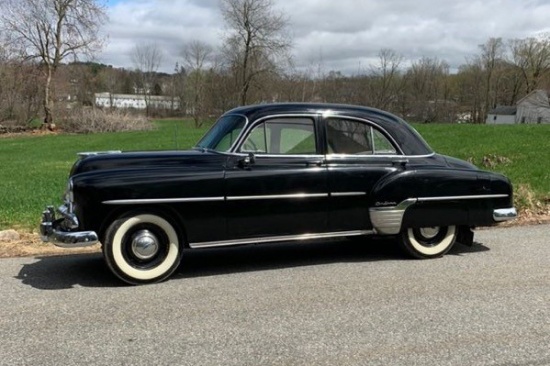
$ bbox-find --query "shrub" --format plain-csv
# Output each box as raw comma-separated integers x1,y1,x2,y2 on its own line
514,183,550,217
58,107,154,133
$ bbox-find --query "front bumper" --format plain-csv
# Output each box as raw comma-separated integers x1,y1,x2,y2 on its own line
493,207,518,222
40,206,99,248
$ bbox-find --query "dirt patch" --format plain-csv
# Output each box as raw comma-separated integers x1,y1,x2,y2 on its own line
0,232,100,258
0,129,59,139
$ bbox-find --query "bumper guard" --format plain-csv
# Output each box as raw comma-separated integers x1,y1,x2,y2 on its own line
40,206,99,248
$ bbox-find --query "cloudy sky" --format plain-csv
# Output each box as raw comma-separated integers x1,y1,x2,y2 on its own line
99,0,550,74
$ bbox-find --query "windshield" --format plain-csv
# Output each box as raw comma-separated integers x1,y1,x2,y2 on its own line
195,115,247,152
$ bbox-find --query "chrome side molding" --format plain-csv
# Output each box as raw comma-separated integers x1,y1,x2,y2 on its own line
190,230,374,249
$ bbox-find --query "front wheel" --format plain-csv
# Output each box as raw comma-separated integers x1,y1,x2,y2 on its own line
103,212,182,285
398,225,457,259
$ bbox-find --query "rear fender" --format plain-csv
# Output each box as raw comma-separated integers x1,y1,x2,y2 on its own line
368,169,496,235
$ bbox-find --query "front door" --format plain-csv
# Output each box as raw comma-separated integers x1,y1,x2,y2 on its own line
225,116,328,240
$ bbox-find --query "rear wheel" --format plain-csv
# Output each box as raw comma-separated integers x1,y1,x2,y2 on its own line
398,225,457,259
103,212,182,285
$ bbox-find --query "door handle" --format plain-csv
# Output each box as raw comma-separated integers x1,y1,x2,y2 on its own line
237,153,256,169
307,160,324,167
392,158,409,168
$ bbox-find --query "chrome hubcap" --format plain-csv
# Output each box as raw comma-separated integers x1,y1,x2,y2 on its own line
130,230,160,260
419,227,440,239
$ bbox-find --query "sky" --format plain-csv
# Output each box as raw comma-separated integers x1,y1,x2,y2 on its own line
99,0,550,74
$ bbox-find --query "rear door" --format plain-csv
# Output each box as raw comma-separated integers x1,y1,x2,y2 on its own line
324,117,402,232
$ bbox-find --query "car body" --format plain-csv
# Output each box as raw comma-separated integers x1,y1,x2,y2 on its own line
41,103,517,284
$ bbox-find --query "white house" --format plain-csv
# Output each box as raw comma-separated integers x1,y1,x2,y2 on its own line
486,90,550,124
516,89,550,124
95,93,180,110
486,106,516,124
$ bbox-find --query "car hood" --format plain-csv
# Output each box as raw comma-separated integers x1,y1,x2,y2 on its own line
70,149,226,176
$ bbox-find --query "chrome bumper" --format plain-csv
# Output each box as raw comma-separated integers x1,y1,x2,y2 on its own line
493,207,517,222
40,206,98,248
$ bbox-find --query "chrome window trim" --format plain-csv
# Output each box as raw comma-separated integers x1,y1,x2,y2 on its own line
324,115,405,155
231,113,319,153
228,111,436,157
217,113,249,152
325,152,436,159
103,197,225,205
233,153,325,159
227,193,328,201
190,230,374,249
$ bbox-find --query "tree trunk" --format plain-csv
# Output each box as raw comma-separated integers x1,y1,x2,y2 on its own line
42,65,55,130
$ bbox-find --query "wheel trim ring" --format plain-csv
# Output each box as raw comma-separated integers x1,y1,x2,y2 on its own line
112,215,179,281
407,225,456,256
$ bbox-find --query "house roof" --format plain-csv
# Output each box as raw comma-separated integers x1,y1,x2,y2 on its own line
488,106,517,115
516,89,550,107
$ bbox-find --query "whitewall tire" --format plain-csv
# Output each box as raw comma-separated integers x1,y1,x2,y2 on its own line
103,213,182,285
399,225,457,259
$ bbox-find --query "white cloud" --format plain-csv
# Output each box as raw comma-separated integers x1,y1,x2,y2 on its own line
98,0,550,74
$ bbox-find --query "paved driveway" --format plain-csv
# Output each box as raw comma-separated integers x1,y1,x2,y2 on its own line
1,225,549,365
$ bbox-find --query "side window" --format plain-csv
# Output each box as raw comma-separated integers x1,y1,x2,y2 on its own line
326,118,397,155
372,128,397,155
240,118,316,154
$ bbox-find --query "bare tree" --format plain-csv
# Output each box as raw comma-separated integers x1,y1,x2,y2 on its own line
0,0,106,129
510,35,550,95
221,0,292,105
407,57,452,122
182,40,213,127
170,62,186,114
367,49,405,110
479,38,506,118
456,59,484,123
131,42,163,116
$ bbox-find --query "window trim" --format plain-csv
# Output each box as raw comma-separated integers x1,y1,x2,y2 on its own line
323,115,403,156
235,114,319,155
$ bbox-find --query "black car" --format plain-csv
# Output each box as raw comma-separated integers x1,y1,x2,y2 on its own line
41,103,517,284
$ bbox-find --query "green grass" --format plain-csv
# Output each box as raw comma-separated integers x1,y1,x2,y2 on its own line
414,123,550,199
0,119,209,231
1,120,548,231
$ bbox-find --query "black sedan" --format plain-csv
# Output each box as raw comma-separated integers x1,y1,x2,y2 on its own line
41,103,517,284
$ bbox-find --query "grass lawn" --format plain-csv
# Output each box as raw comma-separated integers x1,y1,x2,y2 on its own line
414,123,550,205
1,120,548,231
0,119,209,231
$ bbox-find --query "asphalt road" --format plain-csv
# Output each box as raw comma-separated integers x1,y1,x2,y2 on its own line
1,225,549,366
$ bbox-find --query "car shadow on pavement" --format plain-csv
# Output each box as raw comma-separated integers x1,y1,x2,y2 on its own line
15,238,490,290
15,253,123,290
173,238,490,280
